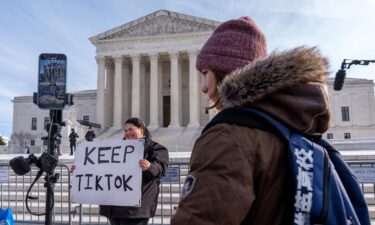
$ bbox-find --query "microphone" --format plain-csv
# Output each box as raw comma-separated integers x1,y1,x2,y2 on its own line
334,69,346,91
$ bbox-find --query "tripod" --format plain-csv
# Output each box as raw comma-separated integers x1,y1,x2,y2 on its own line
44,110,63,225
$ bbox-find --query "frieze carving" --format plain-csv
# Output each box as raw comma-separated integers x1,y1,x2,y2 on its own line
95,32,210,53
102,15,216,40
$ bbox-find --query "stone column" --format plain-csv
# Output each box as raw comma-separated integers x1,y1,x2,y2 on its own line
131,54,141,118
105,60,114,128
140,62,146,120
123,62,131,121
113,56,123,128
148,53,159,128
158,62,163,126
168,51,181,128
95,56,106,129
188,50,200,127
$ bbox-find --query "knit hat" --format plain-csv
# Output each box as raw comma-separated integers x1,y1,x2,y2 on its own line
196,16,267,74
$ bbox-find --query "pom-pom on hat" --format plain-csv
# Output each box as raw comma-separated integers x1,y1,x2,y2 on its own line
196,16,267,74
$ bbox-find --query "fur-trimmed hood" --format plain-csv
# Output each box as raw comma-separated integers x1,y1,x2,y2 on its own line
219,46,331,133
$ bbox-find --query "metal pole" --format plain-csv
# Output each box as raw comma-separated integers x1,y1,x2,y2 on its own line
45,110,62,225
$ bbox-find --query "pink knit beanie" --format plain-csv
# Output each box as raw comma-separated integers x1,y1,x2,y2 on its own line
196,16,267,74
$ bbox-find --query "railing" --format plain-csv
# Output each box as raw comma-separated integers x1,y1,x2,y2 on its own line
0,163,72,224
0,162,190,225
347,160,375,213
0,161,373,224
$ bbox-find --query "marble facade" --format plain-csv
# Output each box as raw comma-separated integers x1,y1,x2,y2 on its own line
8,10,375,153
90,10,220,130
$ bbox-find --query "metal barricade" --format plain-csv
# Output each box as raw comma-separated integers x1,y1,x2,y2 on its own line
0,161,190,225
2,160,373,224
347,160,375,220
0,163,72,224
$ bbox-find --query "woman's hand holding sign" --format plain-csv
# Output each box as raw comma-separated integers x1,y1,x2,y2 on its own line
139,159,151,171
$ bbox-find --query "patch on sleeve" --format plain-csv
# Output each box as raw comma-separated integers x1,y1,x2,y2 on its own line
181,175,197,199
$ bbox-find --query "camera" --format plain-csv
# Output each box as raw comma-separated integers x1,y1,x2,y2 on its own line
10,152,58,176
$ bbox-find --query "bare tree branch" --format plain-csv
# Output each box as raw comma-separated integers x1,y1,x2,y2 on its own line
11,131,34,153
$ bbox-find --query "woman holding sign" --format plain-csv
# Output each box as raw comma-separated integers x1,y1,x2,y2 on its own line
100,117,169,225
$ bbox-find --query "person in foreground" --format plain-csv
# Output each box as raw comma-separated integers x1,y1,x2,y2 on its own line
100,117,169,225
171,17,330,225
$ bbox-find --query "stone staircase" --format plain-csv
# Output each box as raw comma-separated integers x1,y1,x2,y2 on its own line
93,127,202,153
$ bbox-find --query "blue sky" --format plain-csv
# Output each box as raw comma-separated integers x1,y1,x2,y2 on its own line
1,0,375,138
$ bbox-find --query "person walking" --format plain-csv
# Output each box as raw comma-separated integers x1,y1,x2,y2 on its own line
171,16,330,225
99,117,169,225
84,126,96,142
68,128,79,155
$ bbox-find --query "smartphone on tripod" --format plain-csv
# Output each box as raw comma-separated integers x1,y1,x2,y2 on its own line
37,54,67,110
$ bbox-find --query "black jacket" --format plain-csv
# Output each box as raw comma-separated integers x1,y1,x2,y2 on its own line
85,131,96,141
69,132,79,143
99,137,169,219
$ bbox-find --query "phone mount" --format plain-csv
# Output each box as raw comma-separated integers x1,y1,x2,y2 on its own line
9,54,74,225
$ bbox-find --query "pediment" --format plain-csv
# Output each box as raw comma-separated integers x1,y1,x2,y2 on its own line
90,10,220,42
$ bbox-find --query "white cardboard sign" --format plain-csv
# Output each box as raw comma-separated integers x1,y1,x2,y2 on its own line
71,139,144,206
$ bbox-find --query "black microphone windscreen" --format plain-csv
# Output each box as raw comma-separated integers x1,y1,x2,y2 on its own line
10,156,30,175
334,69,346,91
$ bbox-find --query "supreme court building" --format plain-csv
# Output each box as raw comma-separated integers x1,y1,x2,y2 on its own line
9,10,375,154
90,10,220,130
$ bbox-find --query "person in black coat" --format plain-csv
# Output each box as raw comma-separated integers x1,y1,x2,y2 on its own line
68,128,79,155
99,117,169,225
84,126,96,142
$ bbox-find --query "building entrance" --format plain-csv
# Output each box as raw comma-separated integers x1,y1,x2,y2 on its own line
163,96,170,127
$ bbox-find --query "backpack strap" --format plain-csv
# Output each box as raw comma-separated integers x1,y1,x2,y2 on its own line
203,107,326,224
315,138,339,153
203,107,278,135
203,107,295,142
204,107,370,225
243,108,326,143
242,107,291,139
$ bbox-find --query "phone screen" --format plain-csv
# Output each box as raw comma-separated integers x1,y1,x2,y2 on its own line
37,54,67,109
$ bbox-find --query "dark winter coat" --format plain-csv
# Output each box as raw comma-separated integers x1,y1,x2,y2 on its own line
85,131,96,141
100,136,169,219
171,47,331,225
69,132,79,143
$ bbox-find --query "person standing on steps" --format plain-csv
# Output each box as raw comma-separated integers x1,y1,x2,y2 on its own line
85,126,96,142
68,128,79,155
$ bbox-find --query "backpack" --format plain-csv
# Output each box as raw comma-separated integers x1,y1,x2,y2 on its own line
0,208,14,225
203,107,371,225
